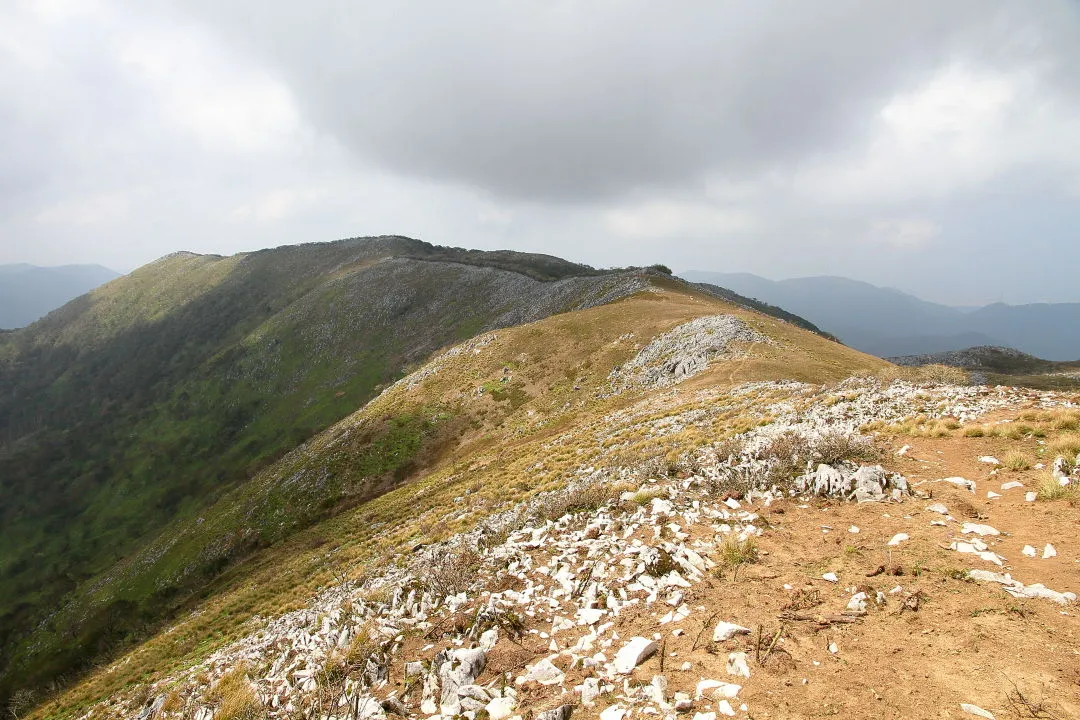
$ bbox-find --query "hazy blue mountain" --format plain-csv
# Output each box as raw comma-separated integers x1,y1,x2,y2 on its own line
0,263,120,329
682,271,1079,360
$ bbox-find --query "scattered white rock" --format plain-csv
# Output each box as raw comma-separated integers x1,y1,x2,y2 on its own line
943,477,976,492
887,533,909,546
696,679,741,700
962,523,1000,536
1022,545,1037,558
822,572,839,583
712,621,752,642
520,658,565,685
961,703,996,719
613,637,658,674
1000,481,1024,491
726,652,751,678
968,569,1077,604
978,456,1001,465
600,705,628,720
1043,544,1057,559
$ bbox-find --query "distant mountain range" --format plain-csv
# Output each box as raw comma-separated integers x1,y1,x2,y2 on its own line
0,263,120,329
681,272,1080,360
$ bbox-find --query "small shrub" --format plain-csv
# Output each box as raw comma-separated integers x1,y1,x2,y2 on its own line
782,588,822,611
814,431,880,466
961,426,986,438
420,545,482,597
1002,452,1032,471
645,547,678,577
942,568,972,582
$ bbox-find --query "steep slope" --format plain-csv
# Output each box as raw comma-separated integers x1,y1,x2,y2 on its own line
28,284,1080,720
0,237,653,705
15,279,892,717
683,271,1080,358
0,263,119,329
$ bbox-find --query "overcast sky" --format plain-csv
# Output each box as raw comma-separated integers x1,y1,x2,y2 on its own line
2,1,1079,305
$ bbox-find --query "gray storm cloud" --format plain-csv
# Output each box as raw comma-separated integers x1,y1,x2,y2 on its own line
171,0,1078,201
2,0,1080,304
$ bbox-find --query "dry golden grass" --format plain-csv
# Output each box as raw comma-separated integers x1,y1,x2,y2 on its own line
1002,451,1032,471
209,666,262,720
1048,433,1080,459
1037,475,1079,502
30,284,898,719
715,535,759,574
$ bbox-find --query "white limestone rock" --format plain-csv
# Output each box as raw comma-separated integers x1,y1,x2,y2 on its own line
712,621,751,642
614,637,658,674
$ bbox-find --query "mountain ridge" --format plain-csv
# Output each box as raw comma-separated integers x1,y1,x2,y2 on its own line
681,271,1080,360
0,236,660,705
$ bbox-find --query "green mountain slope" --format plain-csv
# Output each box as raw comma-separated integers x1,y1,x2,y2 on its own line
0,236,651,703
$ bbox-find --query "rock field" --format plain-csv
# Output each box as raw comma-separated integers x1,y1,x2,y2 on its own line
84,377,1079,720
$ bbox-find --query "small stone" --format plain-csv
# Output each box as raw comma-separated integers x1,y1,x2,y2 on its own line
822,572,839,583
978,456,1001,465
520,658,565,685
535,704,574,720
726,652,750,678
717,699,736,716
927,503,949,514
674,691,693,710
828,642,838,654
887,533,909,546
1025,492,1037,502
712,621,752,642
1022,545,1037,557
599,705,627,720
1000,481,1024,491
962,523,1000,536
613,637,658,674
1043,544,1057,559
849,525,860,533
486,696,517,720
960,703,996,719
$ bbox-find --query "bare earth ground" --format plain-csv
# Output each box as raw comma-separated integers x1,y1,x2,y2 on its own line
361,413,1079,720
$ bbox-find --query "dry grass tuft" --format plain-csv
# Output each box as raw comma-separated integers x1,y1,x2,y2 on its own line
1037,476,1079,502
630,486,667,505
209,666,263,720
715,535,758,575
1002,451,1032,471
1048,433,1080,459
